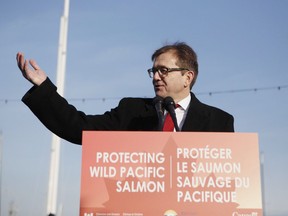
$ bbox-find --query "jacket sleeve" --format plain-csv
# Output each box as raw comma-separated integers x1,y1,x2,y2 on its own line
22,78,121,144
225,114,234,132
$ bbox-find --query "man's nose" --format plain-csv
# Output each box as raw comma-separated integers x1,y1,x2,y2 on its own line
153,70,161,80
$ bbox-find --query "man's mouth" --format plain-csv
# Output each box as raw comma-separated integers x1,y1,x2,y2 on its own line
154,82,164,88
154,85,164,90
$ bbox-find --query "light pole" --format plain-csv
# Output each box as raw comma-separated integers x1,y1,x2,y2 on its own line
46,0,70,215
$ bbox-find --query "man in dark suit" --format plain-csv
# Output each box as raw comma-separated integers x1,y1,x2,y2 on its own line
16,42,234,145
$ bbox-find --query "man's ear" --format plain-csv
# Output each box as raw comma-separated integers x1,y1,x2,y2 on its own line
184,71,194,87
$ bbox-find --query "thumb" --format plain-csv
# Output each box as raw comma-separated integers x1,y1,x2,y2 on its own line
29,59,41,70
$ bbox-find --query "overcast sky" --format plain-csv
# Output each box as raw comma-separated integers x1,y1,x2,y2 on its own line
1,1,288,216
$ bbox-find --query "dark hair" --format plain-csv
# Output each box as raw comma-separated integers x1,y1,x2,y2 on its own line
151,42,199,88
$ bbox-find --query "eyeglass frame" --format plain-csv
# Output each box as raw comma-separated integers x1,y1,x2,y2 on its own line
147,67,190,78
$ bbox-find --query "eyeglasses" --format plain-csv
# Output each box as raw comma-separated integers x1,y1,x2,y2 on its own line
147,67,189,78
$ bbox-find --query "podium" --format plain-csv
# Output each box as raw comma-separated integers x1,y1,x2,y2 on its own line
80,132,263,216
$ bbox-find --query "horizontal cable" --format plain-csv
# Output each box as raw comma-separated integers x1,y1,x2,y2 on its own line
1,84,288,104
196,85,288,96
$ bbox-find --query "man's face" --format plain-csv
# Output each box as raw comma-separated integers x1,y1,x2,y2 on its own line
152,51,192,102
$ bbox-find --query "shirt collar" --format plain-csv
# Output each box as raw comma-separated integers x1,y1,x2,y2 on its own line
177,94,191,111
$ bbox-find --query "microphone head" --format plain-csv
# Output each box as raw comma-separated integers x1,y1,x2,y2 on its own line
153,96,164,130
153,96,164,106
163,96,176,109
153,96,164,112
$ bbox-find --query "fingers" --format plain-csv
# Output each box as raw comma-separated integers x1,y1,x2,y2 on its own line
16,52,29,79
23,59,30,74
16,52,33,81
16,53,40,71
16,52,47,86
16,52,25,71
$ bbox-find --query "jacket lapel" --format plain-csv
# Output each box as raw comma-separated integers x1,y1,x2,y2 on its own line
181,93,209,131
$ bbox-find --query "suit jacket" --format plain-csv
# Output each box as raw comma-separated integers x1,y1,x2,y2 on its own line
22,78,234,144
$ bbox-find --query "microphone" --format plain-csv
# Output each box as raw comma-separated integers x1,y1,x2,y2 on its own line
153,96,164,130
163,96,180,132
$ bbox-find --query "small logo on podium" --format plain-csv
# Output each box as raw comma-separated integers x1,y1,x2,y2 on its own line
164,210,177,216
84,213,93,216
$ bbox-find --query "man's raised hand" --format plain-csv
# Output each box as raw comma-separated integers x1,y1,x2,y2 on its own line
16,52,47,86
